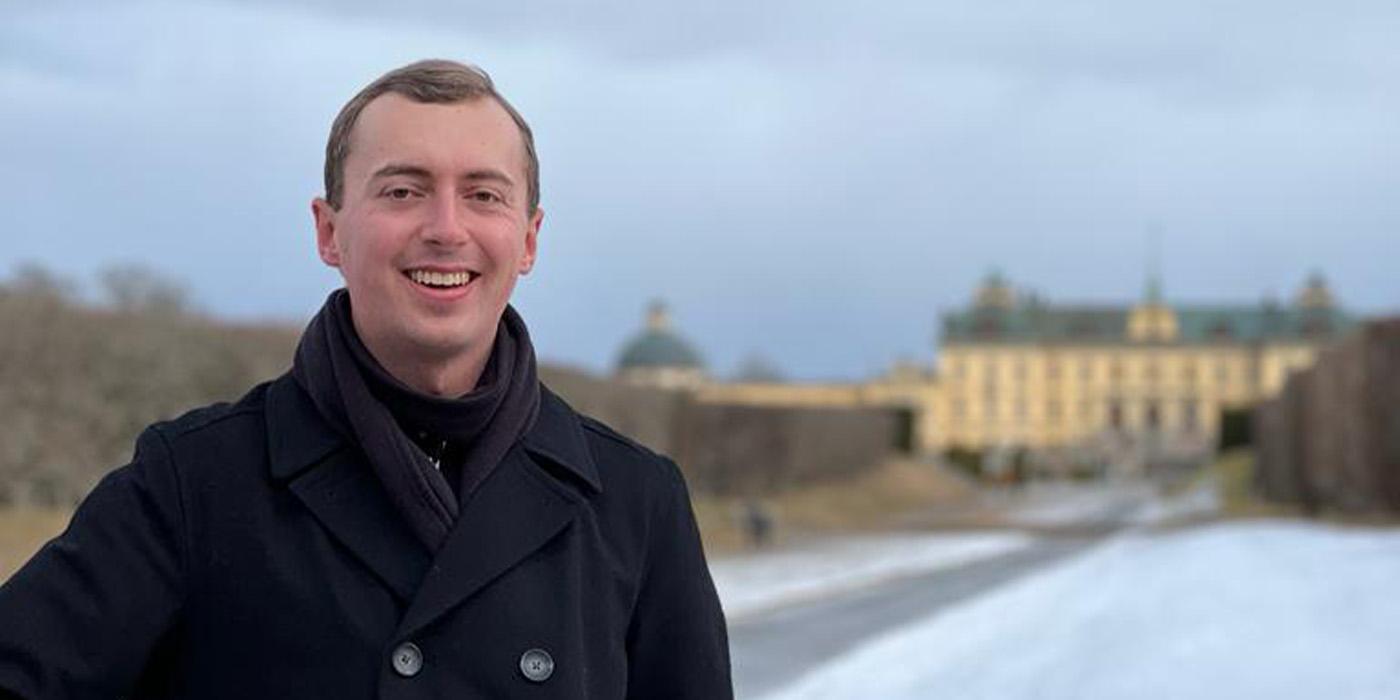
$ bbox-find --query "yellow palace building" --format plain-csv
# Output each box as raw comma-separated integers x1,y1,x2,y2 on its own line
624,272,1353,461
926,271,1350,455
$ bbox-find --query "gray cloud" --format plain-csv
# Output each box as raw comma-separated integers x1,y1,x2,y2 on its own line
3,0,1396,379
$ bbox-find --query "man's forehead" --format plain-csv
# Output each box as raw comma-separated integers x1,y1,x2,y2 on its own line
348,94,524,170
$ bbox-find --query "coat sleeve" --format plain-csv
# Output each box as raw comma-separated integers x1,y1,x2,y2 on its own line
624,458,732,699
0,427,188,700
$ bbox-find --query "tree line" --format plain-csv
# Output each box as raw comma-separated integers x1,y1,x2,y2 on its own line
1,262,904,507
0,263,298,505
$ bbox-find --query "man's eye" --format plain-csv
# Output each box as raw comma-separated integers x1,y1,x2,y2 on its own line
469,191,503,204
384,187,417,200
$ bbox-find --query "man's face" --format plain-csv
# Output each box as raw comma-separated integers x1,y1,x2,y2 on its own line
312,94,541,371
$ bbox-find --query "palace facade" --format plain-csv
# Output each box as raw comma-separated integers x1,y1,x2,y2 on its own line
618,272,1354,463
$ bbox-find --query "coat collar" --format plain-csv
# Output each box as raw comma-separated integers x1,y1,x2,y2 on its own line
267,374,601,495
265,373,343,483
521,385,602,494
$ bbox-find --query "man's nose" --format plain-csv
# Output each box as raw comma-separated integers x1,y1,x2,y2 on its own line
422,194,472,246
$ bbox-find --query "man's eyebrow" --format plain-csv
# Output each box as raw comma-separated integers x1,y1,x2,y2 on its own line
368,164,515,189
369,163,432,180
460,168,516,188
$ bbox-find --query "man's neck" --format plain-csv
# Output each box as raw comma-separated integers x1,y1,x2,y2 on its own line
355,325,496,399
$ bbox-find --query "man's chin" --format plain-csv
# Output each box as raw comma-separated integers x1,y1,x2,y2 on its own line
404,321,494,360
406,332,475,358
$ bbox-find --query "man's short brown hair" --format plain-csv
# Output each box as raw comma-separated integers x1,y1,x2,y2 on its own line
323,59,540,214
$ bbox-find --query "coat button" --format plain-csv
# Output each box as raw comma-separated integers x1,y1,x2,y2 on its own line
519,648,554,683
392,642,423,677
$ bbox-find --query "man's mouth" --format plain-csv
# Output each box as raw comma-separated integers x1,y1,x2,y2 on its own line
405,269,478,289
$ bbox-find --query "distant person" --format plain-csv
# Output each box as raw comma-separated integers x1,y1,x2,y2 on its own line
0,60,731,699
739,498,776,548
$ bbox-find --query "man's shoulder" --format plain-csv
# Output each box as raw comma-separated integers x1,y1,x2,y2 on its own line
577,415,664,463
539,386,683,488
103,380,282,499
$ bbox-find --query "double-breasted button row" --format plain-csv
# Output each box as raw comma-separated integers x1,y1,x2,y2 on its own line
391,642,553,683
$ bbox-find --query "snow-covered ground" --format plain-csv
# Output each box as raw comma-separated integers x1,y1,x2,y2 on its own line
711,532,1034,620
761,520,1400,700
1000,480,1157,527
1130,477,1221,525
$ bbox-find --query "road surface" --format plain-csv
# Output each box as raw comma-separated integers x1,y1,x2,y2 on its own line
729,533,1101,698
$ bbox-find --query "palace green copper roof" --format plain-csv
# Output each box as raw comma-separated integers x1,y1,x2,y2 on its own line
617,330,704,369
942,303,1354,345
616,301,705,370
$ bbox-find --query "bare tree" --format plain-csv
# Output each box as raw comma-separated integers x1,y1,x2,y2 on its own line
4,262,75,304
98,264,192,315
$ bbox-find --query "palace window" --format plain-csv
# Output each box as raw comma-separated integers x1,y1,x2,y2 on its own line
1144,401,1161,431
1144,361,1160,383
1181,399,1199,432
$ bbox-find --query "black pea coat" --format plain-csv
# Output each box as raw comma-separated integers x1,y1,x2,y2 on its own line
0,374,732,699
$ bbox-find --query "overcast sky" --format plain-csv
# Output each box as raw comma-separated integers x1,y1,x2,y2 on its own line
3,0,1397,380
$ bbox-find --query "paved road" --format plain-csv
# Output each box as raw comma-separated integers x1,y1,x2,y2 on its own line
728,534,1104,699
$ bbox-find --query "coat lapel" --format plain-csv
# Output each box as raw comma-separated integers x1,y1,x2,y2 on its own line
266,376,431,603
397,445,578,637
268,377,598,632
285,449,432,602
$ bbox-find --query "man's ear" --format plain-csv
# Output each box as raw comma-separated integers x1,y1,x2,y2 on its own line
518,206,543,275
312,198,342,267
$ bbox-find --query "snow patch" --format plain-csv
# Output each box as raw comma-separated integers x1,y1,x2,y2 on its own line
712,532,1033,621
1131,478,1221,526
1003,481,1154,527
762,521,1400,700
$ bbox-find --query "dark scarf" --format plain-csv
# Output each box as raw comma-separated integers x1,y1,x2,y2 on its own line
291,289,540,551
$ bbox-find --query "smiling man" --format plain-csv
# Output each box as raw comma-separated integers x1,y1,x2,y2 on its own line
0,60,732,699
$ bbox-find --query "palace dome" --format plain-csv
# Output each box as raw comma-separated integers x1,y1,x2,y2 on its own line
616,301,704,371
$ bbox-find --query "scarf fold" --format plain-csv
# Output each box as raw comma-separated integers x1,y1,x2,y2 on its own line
291,289,540,551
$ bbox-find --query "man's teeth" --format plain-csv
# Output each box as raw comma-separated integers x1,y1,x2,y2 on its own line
408,270,473,287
